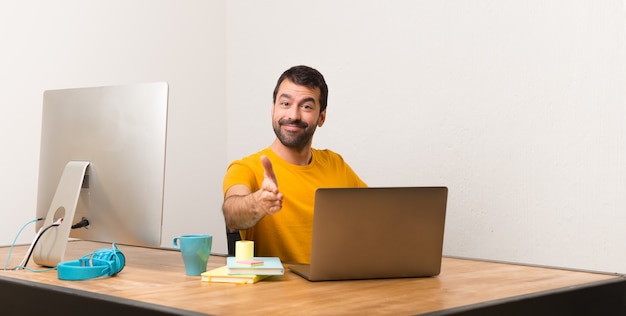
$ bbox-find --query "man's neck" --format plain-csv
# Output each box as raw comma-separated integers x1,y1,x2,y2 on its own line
270,139,312,166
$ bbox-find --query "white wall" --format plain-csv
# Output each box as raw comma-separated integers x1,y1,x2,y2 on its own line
225,0,626,273
2,0,626,274
0,1,229,255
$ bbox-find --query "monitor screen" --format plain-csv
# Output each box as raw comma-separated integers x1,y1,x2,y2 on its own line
33,82,168,266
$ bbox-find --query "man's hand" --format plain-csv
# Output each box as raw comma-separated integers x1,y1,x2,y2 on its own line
255,155,283,215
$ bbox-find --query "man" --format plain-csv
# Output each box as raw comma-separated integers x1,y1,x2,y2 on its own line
222,65,366,264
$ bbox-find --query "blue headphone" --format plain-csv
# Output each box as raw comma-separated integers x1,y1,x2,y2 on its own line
57,244,125,281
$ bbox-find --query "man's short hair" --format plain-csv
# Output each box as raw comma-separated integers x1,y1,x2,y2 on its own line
273,65,328,113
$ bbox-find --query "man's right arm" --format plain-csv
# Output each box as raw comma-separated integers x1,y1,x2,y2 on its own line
222,184,266,230
222,155,283,230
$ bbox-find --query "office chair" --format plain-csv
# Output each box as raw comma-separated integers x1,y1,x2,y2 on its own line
226,226,241,256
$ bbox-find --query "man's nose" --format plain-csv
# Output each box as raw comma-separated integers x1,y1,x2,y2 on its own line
286,105,301,121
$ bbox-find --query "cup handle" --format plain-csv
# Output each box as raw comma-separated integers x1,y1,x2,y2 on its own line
172,237,180,249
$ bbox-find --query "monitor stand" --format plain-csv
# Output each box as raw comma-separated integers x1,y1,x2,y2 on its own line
33,161,90,267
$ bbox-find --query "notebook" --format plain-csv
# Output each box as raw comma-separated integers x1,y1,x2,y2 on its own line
289,187,448,281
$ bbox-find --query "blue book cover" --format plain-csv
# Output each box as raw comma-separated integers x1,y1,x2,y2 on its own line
226,257,284,275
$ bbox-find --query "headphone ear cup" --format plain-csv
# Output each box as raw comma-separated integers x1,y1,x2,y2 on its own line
110,249,125,275
92,248,125,275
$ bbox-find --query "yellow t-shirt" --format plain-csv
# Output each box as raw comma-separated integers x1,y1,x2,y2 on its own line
223,147,367,264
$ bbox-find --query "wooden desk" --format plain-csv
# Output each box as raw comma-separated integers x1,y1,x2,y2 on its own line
0,241,624,315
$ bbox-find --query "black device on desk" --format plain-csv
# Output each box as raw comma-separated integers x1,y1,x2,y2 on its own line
226,226,242,256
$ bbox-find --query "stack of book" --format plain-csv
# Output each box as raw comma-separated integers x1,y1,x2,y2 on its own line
201,257,284,284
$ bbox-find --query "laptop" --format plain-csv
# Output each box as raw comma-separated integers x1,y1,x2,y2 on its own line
289,187,448,281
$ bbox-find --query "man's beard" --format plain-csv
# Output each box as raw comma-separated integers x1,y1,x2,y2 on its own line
273,118,317,152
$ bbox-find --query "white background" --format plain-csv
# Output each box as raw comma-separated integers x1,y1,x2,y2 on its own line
1,1,625,274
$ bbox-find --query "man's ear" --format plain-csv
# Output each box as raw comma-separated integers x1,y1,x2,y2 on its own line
317,110,326,127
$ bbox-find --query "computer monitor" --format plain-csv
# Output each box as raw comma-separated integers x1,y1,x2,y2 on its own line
32,82,169,267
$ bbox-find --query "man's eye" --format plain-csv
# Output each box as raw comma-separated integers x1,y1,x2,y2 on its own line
281,101,289,107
